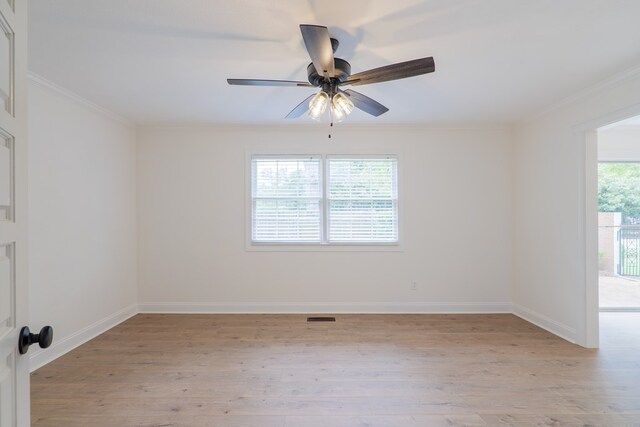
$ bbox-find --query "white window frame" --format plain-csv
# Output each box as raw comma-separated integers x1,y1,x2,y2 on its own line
250,155,324,244
246,151,402,252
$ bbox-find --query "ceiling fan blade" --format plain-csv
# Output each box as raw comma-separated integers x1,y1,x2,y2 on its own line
300,24,335,78
227,79,313,87
340,57,435,86
342,89,389,117
285,94,315,119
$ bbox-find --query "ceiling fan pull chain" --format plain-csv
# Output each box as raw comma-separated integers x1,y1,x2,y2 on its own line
328,107,333,139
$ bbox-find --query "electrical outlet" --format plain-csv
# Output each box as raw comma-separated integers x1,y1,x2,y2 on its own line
411,281,417,291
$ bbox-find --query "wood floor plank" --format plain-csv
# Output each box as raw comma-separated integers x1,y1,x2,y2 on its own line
31,415,285,427
479,413,640,426
31,313,640,426
284,415,418,427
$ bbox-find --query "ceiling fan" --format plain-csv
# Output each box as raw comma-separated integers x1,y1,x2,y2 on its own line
227,24,435,122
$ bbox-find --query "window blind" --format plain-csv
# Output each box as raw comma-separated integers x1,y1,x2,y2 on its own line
251,157,322,242
327,157,398,242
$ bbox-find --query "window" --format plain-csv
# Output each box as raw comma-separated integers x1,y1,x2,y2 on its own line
251,155,398,244
327,157,398,243
251,157,322,243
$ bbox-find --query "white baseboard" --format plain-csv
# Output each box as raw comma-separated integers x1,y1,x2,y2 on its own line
30,302,581,370
512,304,577,344
29,304,138,372
138,301,512,314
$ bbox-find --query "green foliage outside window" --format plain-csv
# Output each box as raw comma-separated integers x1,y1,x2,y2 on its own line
599,163,640,224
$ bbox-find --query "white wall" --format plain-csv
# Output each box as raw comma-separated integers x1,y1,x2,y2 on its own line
28,78,138,369
598,127,640,161
137,126,513,312
513,69,640,346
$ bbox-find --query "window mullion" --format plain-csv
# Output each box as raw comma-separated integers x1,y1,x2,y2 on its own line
322,155,329,244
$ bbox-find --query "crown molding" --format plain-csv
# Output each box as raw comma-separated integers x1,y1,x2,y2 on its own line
522,63,640,125
28,71,133,127
599,124,640,132
135,122,513,133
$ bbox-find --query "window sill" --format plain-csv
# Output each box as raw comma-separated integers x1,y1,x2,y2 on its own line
245,242,403,252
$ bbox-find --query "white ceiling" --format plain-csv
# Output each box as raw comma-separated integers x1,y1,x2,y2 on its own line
28,0,640,125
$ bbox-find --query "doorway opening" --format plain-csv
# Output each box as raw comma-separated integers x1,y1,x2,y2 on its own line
597,117,640,311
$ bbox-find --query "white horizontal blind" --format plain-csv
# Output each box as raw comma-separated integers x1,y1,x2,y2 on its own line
327,157,398,242
252,157,322,242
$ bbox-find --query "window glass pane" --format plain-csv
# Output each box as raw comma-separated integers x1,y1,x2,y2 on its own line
253,158,320,198
328,158,398,242
252,157,322,243
253,199,321,242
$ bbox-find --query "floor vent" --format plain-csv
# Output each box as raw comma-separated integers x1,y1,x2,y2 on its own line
307,317,336,322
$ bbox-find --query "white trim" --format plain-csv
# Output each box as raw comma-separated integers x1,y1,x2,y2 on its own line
513,304,578,344
599,124,640,132
525,62,640,124
245,244,404,252
137,123,513,132
29,304,138,372
573,102,640,132
582,130,600,348
27,71,133,127
138,301,512,314
576,103,640,349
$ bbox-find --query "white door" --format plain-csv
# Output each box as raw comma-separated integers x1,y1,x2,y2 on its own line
0,0,29,426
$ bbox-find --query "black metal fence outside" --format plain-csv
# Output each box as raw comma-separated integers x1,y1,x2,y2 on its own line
619,225,640,276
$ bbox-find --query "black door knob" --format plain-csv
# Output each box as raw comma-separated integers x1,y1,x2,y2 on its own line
18,326,53,355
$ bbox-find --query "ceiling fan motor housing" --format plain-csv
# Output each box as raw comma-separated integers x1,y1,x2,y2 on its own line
307,58,351,86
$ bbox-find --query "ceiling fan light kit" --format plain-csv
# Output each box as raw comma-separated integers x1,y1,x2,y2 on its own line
228,24,435,123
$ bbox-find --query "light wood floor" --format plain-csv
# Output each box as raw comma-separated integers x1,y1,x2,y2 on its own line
31,313,640,426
